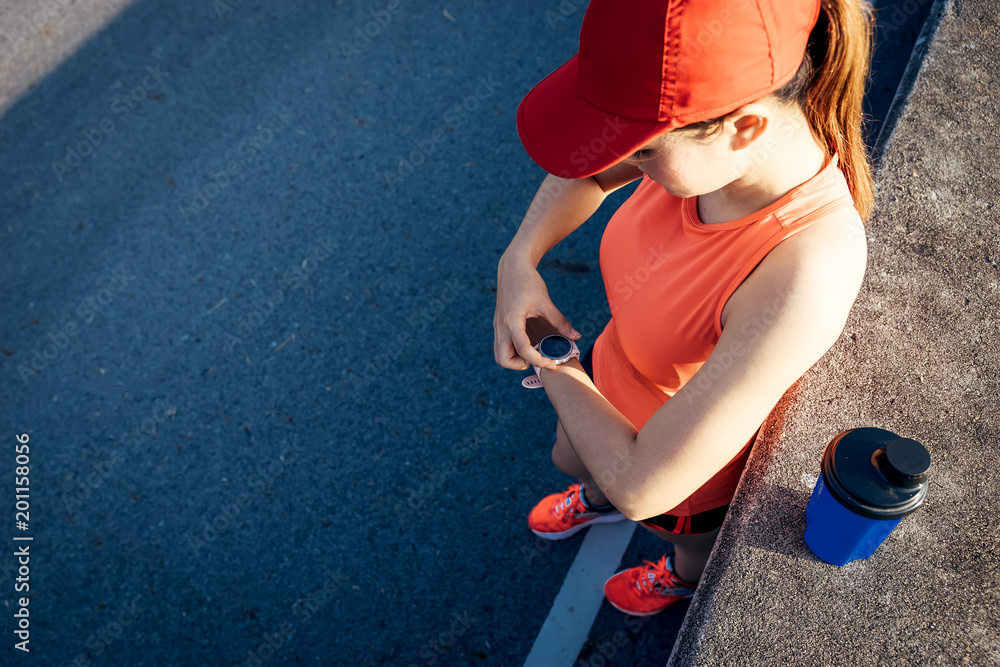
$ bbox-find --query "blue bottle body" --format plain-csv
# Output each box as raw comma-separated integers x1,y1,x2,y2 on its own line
804,473,903,566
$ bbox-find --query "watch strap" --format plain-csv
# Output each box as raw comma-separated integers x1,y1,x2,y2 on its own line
521,371,545,389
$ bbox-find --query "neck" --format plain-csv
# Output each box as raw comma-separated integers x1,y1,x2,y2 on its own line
697,115,828,225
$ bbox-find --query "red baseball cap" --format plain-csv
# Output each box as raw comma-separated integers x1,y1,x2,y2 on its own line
517,0,821,178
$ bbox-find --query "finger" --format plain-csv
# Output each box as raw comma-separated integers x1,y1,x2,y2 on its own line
538,303,582,340
493,308,526,369
510,327,555,371
495,330,530,371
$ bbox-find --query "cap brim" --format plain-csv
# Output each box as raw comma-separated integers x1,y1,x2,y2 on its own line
517,56,679,179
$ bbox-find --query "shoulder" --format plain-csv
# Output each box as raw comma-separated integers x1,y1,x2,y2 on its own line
721,205,868,361
770,204,868,293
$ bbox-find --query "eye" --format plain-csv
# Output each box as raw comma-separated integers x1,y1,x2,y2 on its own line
625,146,662,164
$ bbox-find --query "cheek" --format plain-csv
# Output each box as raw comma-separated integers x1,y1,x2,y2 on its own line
645,154,709,197
648,146,732,196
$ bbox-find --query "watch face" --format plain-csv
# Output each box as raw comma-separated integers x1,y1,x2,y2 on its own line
539,335,572,360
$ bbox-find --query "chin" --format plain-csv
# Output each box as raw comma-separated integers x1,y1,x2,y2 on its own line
651,179,693,199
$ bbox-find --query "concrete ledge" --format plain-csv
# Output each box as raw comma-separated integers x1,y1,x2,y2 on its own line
669,1,1000,664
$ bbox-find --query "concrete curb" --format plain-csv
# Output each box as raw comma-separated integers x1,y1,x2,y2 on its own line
668,1,1000,664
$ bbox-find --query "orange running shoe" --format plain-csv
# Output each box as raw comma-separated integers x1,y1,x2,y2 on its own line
603,553,696,616
527,483,625,540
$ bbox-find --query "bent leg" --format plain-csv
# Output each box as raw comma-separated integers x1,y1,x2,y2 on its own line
552,419,612,507
640,523,721,585
551,419,589,478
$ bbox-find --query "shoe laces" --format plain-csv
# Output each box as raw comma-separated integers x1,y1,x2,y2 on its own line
553,486,585,519
636,555,689,595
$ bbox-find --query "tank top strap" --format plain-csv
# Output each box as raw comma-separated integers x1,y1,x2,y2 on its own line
712,192,857,337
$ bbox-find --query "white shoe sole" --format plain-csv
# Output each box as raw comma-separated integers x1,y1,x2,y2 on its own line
604,592,694,617
530,511,626,540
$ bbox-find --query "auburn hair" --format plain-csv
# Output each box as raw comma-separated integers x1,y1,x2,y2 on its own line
683,0,876,221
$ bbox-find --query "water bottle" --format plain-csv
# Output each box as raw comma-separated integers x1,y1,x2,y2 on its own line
804,428,931,566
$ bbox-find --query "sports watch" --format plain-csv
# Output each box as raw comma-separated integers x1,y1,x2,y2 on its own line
521,334,581,389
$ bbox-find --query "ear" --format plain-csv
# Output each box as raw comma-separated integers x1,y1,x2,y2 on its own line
727,105,769,150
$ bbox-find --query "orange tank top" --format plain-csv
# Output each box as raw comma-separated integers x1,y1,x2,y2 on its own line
593,156,857,516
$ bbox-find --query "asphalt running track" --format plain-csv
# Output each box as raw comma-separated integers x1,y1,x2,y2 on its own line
0,1,931,665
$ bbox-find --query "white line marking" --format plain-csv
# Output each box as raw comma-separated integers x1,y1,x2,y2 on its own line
524,521,637,667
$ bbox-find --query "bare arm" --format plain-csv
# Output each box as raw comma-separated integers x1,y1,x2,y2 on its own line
535,210,867,519
494,163,642,371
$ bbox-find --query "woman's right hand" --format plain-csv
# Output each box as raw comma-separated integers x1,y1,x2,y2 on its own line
491,166,641,371
494,253,581,372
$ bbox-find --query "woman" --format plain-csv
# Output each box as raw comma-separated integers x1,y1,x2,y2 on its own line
494,0,873,616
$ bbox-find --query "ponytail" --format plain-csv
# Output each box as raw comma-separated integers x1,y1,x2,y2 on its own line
784,0,876,221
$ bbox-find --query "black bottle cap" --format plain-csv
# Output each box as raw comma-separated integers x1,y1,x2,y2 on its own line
821,428,931,520
879,437,932,488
